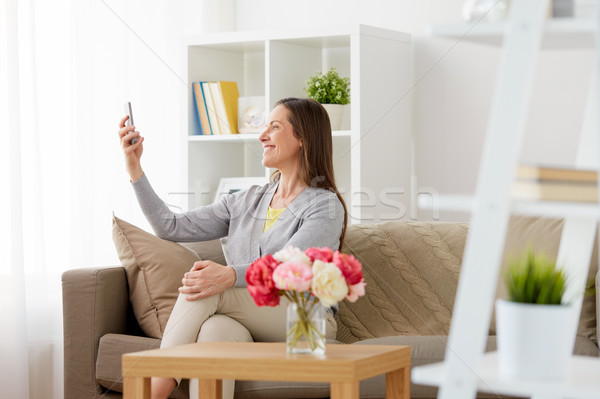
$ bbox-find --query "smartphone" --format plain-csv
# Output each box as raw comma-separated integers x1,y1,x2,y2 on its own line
124,101,138,144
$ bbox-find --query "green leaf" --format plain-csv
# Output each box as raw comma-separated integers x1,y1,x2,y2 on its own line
305,68,350,105
503,246,567,305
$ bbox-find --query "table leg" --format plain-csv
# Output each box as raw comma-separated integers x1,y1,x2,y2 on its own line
123,376,150,399
331,381,359,399
386,367,410,399
197,378,223,399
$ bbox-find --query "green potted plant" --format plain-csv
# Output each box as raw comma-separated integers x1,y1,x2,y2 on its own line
496,247,579,379
305,68,350,130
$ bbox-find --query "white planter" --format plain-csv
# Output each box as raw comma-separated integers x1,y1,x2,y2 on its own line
321,104,345,131
496,299,579,379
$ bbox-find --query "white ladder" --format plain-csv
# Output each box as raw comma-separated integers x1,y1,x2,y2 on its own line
413,1,600,398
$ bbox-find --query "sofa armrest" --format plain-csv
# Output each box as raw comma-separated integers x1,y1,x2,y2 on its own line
62,266,130,399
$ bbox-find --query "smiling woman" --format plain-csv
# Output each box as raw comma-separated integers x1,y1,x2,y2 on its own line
119,97,348,399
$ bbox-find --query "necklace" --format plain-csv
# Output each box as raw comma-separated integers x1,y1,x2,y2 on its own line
272,187,304,208
271,192,290,208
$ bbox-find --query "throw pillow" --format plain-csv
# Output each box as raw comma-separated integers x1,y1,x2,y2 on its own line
112,214,200,338
336,220,468,343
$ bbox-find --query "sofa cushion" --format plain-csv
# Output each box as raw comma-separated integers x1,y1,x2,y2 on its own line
337,217,598,346
112,215,202,338
96,333,189,398
181,240,226,266
338,221,468,343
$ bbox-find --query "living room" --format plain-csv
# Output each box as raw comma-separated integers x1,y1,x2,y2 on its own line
2,0,599,398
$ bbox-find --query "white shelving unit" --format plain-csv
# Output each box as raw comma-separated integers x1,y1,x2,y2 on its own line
181,25,412,223
413,353,600,399
413,1,600,399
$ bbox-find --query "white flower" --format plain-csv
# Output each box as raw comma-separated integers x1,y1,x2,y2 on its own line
273,245,311,266
311,260,348,307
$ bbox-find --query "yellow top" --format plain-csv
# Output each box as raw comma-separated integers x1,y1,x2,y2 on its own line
264,206,286,232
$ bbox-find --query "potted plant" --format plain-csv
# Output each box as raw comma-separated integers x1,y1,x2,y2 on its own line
305,68,350,131
496,247,579,379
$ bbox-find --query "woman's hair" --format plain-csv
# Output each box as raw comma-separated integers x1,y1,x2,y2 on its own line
272,97,348,248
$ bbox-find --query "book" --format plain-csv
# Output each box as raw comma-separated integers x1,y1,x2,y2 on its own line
192,82,212,135
209,81,240,135
512,180,598,203
516,164,597,184
217,81,240,134
513,165,598,202
209,82,230,135
202,82,221,135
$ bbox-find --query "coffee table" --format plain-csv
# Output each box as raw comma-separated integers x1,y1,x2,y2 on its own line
122,342,410,399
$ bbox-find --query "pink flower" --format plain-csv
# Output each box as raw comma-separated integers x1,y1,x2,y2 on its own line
246,247,366,310
246,254,280,306
346,279,366,302
273,262,313,292
333,252,363,286
305,247,334,263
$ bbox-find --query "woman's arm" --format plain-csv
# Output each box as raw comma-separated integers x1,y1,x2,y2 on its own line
118,115,230,243
132,174,230,242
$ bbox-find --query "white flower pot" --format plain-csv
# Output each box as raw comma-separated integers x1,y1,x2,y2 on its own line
321,104,345,131
495,299,579,379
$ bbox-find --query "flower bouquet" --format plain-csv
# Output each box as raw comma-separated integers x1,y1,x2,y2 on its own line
246,246,365,354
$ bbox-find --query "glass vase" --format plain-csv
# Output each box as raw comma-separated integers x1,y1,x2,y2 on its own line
286,301,326,355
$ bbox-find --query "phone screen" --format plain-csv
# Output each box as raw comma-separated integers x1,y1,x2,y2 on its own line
125,102,137,144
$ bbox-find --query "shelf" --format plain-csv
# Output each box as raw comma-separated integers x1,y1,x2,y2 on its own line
426,18,597,49
188,130,352,143
417,194,600,219
184,25,412,214
184,24,410,47
412,352,600,399
188,133,260,143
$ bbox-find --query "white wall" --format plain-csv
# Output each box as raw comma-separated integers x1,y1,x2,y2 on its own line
204,0,596,222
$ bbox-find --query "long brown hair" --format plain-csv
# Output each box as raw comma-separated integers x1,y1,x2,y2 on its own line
271,97,348,247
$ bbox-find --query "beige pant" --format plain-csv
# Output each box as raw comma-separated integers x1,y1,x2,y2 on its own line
161,288,337,399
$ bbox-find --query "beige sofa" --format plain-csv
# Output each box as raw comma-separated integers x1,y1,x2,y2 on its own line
62,216,600,399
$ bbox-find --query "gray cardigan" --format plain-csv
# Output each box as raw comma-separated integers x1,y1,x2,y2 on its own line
132,174,345,286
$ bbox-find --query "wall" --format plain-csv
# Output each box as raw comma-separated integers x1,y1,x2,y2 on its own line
225,0,597,222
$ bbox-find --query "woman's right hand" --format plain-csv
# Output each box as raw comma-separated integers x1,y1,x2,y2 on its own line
118,115,144,182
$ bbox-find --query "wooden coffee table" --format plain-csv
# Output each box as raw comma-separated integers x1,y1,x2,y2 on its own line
122,342,410,399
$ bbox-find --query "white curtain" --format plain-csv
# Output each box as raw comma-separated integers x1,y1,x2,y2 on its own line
0,0,186,397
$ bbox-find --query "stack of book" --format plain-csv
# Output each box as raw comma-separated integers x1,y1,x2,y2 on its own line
512,164,598,203
192,81,240,135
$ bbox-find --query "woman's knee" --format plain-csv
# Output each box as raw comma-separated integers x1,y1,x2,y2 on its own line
197,314,253,343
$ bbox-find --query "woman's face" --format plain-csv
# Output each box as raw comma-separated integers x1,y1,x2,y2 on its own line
259,105,302,170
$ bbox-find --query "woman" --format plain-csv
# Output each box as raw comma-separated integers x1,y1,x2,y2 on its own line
118,97,347,399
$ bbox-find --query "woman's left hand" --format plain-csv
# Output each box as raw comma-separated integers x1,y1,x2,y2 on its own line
179,260,236,301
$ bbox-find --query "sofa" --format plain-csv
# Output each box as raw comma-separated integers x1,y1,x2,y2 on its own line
62,216,600,399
